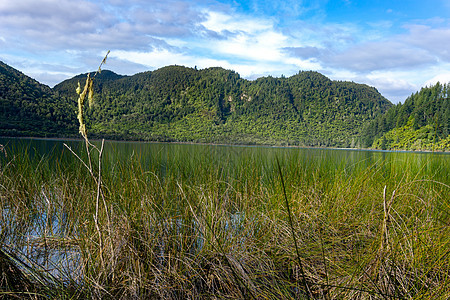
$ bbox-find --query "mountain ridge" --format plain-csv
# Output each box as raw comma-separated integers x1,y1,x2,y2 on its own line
51,65,393,147
0,61,77,137
363,82,450,151
8,60,445,149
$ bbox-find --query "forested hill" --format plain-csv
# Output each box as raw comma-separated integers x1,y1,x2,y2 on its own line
362,83,450,151
53,65,392,147
0,61,76,137
2,61,393,147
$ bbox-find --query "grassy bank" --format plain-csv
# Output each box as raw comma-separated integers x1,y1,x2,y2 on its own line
0,141,449,299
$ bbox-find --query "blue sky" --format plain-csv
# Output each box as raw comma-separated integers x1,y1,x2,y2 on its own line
1,0,450,103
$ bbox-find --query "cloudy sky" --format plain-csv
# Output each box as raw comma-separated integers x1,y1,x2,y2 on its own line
1,0,450,103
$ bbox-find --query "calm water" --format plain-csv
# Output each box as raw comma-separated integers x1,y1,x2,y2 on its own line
0,137,448,283
1,137,449,183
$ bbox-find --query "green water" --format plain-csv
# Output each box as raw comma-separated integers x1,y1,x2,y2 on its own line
0,137,449,298
1,137,448,182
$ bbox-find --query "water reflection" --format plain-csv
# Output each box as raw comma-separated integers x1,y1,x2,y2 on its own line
0,137,448,285
1,137,448,174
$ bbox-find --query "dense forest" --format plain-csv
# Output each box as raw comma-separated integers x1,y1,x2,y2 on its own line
1,60,449,150
52,65,391,147
0,61,76,137
362,83,450,151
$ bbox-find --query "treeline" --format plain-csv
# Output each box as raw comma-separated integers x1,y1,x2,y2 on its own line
53,65,392,147
8,61,450,150
362,82,450,150
0,61,77,137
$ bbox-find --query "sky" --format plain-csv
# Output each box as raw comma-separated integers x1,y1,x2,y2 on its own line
1,0,450,103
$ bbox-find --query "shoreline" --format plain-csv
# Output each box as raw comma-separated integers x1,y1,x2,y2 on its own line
0,135,447,154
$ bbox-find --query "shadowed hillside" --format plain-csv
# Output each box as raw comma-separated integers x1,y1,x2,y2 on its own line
53,65,392,147
0,61,76,137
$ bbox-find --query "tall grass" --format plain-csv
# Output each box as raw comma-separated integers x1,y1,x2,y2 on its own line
0,140,449,299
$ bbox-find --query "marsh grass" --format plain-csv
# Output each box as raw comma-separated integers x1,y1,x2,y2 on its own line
0,140,449,299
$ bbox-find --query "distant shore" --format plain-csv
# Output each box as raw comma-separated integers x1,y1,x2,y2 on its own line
1,135,447,154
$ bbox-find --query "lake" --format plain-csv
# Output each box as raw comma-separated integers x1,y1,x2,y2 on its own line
1,137,448,180
0,137,449,298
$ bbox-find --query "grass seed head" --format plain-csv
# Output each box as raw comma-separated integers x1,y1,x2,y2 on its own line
88,78,94,107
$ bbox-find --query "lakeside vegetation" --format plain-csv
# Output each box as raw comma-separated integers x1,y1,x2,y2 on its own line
2,61,393,148
0,139,449,299
1,58,449,299
364,82,450,151
2,60,449,151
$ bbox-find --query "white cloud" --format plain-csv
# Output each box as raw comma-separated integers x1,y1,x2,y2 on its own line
366,76,418,101
3,0,450,105
198,9,323,72
0,0,115,51
326,40,436,72
111,49,188,68
325,68,422,103
198,10,288,62
110,7,325,80
201,10,272,33
425,73,450,86
0,0,106,32
402,24,450,61
130,2,206,37
209,31,287,62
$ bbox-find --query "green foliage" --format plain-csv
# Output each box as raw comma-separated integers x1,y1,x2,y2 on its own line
372,116,450,151
0,61,77,137
367,82,450,151
52,66,391,147
1,140,449,298
1,61,393,147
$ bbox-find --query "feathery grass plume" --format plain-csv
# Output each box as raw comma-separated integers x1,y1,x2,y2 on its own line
88,78,94,107
75,50,110,139
0,144,6,158
65,51,112,283
76,74,91,139
97,50,109,74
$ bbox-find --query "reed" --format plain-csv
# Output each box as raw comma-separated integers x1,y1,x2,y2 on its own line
1,54,449,298
0,140,448,299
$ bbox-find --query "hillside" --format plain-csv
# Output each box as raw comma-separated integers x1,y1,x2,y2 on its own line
53,65,392,147
0,61,395,147
362,83,450,151
0,61,77,137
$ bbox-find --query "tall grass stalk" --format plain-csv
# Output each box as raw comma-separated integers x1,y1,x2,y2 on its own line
276,157,311,298
1,113,449,297
1,143,449,298
64,51,113,283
